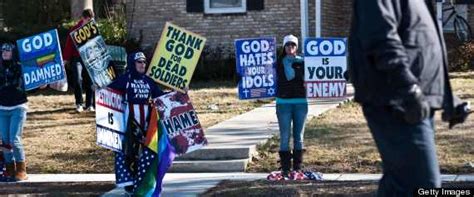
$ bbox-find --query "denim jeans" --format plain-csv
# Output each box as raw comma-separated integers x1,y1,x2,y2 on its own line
71,57,94,108
362,105,441,197
276,103,308,151
0,107,27,163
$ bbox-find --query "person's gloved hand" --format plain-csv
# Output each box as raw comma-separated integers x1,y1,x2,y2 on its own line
392,84,430,124
442,101,472,129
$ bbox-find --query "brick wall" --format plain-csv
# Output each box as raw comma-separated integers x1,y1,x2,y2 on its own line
125,0,354,52
321,1,352,37
127,0,298,51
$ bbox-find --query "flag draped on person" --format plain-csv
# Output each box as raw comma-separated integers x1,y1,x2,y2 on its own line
129,107,175,196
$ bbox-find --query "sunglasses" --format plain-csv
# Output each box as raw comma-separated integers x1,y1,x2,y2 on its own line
136,60,146,64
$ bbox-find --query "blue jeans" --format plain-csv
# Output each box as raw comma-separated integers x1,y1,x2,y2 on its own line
276,103,308,151
362,105,441,197
0,107,27,163
71,57,94,108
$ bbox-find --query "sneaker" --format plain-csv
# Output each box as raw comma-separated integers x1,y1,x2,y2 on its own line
86,106,95,112
76,105,84,113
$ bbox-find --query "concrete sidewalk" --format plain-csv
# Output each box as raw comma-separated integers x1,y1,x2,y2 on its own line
9,173,468,196
172,85,355,172
98,173,472,196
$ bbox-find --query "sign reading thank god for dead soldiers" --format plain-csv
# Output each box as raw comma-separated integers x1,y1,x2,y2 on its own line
147,22,206,92
70,19,116,88
304,38,347,98
16,29,66,90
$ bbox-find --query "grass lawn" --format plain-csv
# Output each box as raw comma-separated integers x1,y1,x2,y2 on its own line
22,81,270,173
248,72,474,174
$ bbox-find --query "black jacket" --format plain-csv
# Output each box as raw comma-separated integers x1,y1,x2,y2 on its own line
276,61,306,99
0,59,27,106
348,0,459,111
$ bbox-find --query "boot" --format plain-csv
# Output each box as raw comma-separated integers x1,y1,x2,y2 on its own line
293,149,304,171
278,151,292,177
15,161,28,181
5,163,15,178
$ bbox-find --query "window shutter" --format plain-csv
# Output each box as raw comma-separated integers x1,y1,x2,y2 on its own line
187,0,204,13
247,0,264,11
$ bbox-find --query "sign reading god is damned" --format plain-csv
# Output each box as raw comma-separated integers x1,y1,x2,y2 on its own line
234,37,276,100
16,29,65,90
147,22,207,92
304,38,347,98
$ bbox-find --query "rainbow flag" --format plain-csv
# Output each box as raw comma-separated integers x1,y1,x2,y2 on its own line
133,107,175,196
144,108,159,153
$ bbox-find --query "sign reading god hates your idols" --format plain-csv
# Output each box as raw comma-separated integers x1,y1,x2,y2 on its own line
235,37,277,100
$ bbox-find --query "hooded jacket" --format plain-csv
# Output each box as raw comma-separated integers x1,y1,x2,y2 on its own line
108,52,164,104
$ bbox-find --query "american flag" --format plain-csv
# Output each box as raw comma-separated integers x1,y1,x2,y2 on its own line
114,153,134,187
133,146,158,195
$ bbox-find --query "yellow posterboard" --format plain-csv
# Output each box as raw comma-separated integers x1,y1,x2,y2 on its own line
147,22,207,92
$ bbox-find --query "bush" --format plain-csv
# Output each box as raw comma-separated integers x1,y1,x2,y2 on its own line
445,34,474,71
193,44,237,82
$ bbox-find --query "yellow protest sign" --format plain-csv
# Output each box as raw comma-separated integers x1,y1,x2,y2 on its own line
147,22,206,92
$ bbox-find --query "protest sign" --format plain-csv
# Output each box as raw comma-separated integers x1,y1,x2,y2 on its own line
70,19,116,87
147,22,206,92
95,88,127,152
235,38,277,99
16,29,65,90
304,38,347,98
154,91,207,155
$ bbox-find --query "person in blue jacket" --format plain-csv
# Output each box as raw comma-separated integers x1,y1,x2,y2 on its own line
108,51,164,193
275,35,308,176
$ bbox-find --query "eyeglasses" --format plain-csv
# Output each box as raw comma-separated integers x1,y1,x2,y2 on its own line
136,61,146,64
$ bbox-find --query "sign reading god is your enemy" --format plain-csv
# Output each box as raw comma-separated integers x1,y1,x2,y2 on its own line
147,22,207,92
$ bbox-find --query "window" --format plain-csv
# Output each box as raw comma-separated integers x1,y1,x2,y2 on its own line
442,3,468,32
204,0,247,14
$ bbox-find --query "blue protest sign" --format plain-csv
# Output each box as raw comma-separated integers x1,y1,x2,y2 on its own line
235,37,277,100
16,29,65,90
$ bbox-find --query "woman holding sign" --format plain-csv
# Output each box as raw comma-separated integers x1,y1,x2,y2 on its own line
0,43,29,181
108,52,164,195
275,35,308,177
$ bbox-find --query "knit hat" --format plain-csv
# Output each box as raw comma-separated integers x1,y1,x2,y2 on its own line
283,35,298,48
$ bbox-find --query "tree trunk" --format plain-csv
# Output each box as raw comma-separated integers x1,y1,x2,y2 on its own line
70,0,94,19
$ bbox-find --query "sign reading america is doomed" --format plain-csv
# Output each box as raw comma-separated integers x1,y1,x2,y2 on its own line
235,38,277,99
304,38,347,98
147,22,206,92
95,88,127,152
154,91,207,155
70,19,116,88
17,29,65,90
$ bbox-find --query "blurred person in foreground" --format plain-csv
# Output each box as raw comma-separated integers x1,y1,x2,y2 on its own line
349,0,471,196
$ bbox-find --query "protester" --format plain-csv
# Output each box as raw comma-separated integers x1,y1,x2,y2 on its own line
275,35,308,176
108,52,165,194
0,43,29,181
349,0,470,196
63,9,95,113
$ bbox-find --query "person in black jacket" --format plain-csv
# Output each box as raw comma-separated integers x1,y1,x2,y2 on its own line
0,43,28,181
349,0,470,195
275,35,308,176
